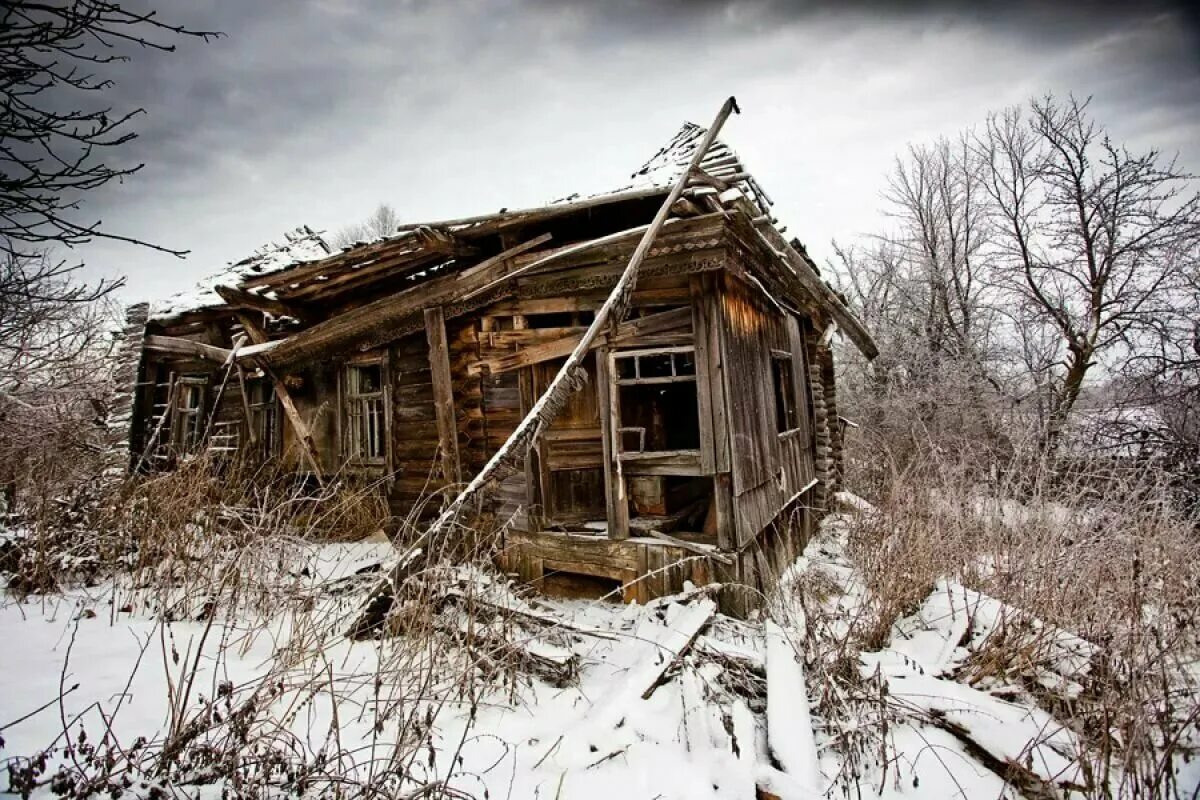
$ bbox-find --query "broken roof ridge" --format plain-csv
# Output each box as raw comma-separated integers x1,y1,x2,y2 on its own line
150,117,771,323
149,225,332,321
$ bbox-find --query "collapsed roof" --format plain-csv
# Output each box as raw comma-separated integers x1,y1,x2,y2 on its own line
149,121,876,360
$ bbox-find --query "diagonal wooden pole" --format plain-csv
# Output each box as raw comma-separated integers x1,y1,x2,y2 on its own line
349,97,741,636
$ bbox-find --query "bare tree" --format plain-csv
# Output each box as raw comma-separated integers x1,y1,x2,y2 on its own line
831,136,1010,457
0,3,214,512
978,96,1200,450
331,203,400,249
1,1,218,258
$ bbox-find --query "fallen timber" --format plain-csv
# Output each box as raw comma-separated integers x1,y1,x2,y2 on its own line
348,96,742,637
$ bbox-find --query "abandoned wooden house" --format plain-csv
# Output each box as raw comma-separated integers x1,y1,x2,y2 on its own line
122,100,877,604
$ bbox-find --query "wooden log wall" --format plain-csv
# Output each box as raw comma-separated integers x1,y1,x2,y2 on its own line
134,316,249,467
710,272,830,605
110,303,150,473
805,332,832,513
819,344,843,493
388,331,444,519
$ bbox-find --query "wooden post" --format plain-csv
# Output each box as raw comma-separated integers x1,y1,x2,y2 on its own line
692,273,735,551
597,345,629,540
237,313,324,485
424,306,462,484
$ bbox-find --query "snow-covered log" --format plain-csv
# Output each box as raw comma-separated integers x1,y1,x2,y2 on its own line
765,621,821,794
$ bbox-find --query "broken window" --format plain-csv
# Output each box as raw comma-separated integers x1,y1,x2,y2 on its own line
771,351,799,433
172,376,207,453
613,347,700,453
344,361,387,464
246,378,279,460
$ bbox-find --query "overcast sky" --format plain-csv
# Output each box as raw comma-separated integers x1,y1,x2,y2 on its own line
74,0,1200,303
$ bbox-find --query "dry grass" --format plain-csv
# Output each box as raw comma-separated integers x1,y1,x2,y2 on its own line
796,433,1200,799
2,454,560,799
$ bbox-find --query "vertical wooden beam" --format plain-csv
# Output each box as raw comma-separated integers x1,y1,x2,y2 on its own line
605,345,632,540
513,313,547,528
694,273,735,551
596,344,627,540
424,306,462,484
690,275,717,476
237,313,324,485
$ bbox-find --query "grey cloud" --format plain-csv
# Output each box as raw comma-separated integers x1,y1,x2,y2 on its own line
52,0,1200,302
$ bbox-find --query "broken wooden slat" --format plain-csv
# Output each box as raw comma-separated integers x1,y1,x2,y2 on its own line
237,314,324,484
214,284,304,321
455,232,552,282
424,306,462,484
646,530,733,565
636,598,716,700
143,335,231,365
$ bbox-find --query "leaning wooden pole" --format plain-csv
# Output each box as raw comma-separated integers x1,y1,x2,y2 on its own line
349,97,741,636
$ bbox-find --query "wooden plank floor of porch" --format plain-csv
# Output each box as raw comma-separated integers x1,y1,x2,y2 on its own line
497,526,730,604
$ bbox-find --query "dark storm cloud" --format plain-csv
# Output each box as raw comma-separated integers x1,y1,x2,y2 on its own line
58,0,1200,301
92,0,418,177
529,0,1200,42
82,0,1199,184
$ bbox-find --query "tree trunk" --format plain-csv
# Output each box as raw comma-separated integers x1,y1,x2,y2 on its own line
1043,344,1092,453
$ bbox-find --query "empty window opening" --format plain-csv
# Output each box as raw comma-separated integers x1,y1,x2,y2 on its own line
772,351,800,434
613,347,700,453
345,362,386,463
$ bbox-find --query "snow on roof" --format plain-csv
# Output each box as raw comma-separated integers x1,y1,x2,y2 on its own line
151,122,767,321
149,226,331,321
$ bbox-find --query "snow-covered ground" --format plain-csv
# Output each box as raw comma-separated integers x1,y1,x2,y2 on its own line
2,506,1197,798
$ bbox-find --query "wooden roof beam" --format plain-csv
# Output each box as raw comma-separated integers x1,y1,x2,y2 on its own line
414,225,478,257
214,285,306,321
144,334,232,365
753,221,879,359
252,233,558,368
238,232,420,291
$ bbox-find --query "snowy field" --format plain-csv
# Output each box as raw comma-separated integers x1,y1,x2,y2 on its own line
2,503,1197,799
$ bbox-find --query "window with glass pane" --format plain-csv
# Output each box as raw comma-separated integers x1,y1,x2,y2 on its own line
173,377,206,453
247,379,278,459
346,362,386,462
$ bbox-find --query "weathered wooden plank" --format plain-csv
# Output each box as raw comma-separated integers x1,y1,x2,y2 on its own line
469,306,693,376
455,232,552,282
214,285,304,321
424,306,461,484
236,314,323,483
753,222,878,359
144,335,231,365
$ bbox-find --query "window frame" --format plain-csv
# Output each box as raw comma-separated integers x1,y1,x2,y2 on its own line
245,376,280,461
340,355,390,468
770,349,801,436
171,375,208,454
610,346,701,456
